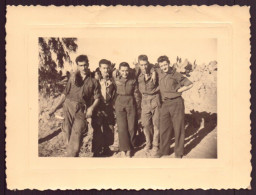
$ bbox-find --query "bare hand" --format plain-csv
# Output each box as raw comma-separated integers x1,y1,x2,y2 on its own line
86,107,93,118
47,109,55,119
151,71,157,84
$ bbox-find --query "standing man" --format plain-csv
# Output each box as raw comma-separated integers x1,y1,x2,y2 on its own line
155,55,193,158
95,59,117,156
113,62,139,157
137,55,160,153
48,55,101,157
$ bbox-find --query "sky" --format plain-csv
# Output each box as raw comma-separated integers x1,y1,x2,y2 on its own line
57,27,217,72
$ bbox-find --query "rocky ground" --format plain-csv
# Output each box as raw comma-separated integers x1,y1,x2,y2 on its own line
38,60,217,158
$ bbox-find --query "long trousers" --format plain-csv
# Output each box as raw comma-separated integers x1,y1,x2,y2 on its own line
159,97,185,157
92,104,115,153
141,94,160,149
115,95,136,152
63,98,87,157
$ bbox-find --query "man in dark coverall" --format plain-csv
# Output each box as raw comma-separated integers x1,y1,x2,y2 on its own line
137,55,160,153
155,55,193,158
94,59,117,156
112,62,139,157
48,55,101,157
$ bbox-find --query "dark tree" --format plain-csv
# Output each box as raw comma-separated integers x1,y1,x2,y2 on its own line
38,37,78,96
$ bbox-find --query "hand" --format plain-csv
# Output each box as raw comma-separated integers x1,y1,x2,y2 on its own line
86,107,93,118
151,71,157,84
47,108,55,119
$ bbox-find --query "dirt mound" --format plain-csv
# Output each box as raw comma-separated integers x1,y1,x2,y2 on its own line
183,61,217,113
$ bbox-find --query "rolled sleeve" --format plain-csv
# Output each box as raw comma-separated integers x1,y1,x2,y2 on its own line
177,73,193,87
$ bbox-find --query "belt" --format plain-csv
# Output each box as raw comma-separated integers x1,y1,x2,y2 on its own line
163,96,181,102
142,93,159,98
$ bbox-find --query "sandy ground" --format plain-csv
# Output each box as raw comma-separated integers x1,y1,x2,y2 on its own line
39,63,217,158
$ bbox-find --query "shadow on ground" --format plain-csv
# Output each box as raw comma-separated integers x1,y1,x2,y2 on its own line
168,110,217,156
38,111,217,158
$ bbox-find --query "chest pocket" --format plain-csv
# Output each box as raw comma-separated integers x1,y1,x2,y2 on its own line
165,77,180,92
125,80,135,95
115,80,125,94
83,85,93,100
145,79,156,91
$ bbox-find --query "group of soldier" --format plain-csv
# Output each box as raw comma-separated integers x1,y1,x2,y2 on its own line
48,54,193,158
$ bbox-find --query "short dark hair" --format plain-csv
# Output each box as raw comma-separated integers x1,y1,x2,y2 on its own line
138,55,148,62
157,55,170,64
99,59,111,67
75,55,89,65
119,62,130,69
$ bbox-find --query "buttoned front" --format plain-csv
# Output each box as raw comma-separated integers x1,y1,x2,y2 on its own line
114,75,137,96
137,73,159,95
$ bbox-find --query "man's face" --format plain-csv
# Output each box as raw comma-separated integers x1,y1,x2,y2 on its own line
159,61,170,73
99,63,110,79
119,66,129,79
77,61,89,75
138,60,149,74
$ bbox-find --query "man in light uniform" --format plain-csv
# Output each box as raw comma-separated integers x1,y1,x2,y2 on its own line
137,55,160,153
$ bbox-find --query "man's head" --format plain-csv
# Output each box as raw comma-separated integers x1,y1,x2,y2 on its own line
138,55,149,74
75,55,89,75
157,55,171,73
99,59,111,79
119,62,130,79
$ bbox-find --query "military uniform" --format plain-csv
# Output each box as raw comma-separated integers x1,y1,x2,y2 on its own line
62,73,101,157
113,71,138,152
158,68,192,157
137,68,160,151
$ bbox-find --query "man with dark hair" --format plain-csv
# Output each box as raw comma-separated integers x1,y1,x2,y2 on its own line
138,54,148,62
75,54,89,65
48,54,101,157
137,55,160,153
93,59,117,156
112,62,139,157
155,55,193,158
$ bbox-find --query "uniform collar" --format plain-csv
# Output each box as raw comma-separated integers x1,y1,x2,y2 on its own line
100,78,113,86
165,67,176,75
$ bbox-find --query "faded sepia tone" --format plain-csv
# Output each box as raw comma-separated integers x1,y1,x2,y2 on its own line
38,36,217,158
6,6,250,190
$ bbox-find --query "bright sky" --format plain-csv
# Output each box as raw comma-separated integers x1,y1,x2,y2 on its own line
62,27,217,72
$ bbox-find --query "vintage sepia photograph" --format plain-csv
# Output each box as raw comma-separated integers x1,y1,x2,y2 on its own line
6,5,251,190
38,35,217,158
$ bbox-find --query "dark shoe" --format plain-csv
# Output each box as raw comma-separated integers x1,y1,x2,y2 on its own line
93,152,101,157
175,154,183,158
102,147,112,156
